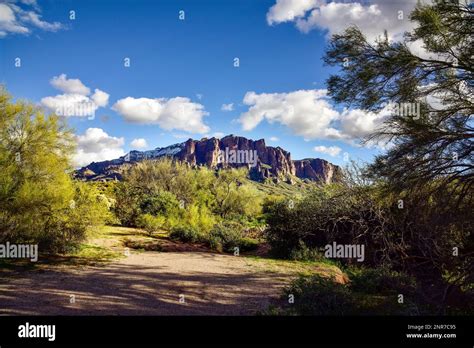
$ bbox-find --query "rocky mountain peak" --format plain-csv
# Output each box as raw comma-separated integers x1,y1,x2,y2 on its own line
75,135,342,184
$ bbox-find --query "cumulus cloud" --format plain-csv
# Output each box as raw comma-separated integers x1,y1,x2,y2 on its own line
267,0,319,25
91,89,110,107
112,96,210,134
339,108,388,140
73,128,125,167
267,0,419,42
269,136,279,142
50,74,90,95
221,103,234,112
130,138,148,149
239,89,340,139
0,1,63,38
41,74,109,118
313,145,341,157
238,89,387,144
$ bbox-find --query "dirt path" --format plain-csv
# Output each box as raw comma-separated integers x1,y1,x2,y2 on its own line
0,249,300,315
0,226,344,316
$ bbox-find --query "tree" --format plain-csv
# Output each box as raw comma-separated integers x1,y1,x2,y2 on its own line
324,1,473,197
0,87,108,252
322,2,473,309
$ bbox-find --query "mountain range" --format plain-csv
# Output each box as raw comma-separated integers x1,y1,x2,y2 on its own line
75,135,343,184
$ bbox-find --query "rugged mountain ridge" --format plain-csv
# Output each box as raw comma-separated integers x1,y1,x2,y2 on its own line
75,135,342,184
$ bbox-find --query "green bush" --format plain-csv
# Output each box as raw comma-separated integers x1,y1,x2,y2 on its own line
140,191,180,216
183,204,216,234
137,214,165,235
169,225,202,243
239,237,260,252
113,159,264,231
288,241,323,261
208,221,243,252
207,234,223,252
284,275,356,315
113,183,141,227
348,267,417,295
0,89,109,253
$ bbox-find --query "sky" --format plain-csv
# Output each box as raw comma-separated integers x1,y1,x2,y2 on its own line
0,0,422,167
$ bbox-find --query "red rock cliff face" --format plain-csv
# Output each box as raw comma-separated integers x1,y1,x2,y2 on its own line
75,135,341,184
175,135,339,183
293,158,342,184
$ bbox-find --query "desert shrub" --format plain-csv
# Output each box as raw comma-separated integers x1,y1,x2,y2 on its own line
182,204,217,234
265,178,474,313
348,267,417,295
0,90,108,253
239,237,260,252
114,160,264,232
207,234,223,252
113,183,142,227
136,214,165,235
264,198,309,258
211,168,264,219
277,271,425,316
284,275,356,315
288,241,323,261
36,182,110,253
169,225,202,243
208,221,244,252
140,190,181,216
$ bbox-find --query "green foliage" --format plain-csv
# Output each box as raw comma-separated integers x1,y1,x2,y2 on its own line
288,241,323,262
113,158,264,237
281,269,422,315
324,1,473,201
208,221,244,252
209,228,260,253
137,214,165,235
265,178,473,313
348,267,417,295
169,225,202,243
211,168,263,219
319,1,473,314
239,237,260,252
140,190,180,216
113,182,142,227
284,275,356,315
0,89,107,253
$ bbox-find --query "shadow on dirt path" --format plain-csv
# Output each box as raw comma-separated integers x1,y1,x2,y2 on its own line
0,251,294,315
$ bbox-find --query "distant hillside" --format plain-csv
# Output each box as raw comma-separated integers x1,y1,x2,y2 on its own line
75,135,343,184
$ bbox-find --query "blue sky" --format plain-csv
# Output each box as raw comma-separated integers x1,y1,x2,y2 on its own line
1,0,419,167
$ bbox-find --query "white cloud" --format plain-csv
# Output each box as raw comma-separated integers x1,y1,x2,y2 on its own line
239,89,340,139
0,3,28,37
0,1,63,38
269,136,279,142
238,89,387,144
221,103,234,112
267,0,319,26
112,96,210,134
20,10,62,31
313,145,341,157
73,128,125,167
50,74,90,95
130,138,148,149
267,0,419,43
41,74,109,118
91,89,110,107
339,108,387,140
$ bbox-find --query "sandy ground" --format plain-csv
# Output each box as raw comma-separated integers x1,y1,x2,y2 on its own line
0,250,296,315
